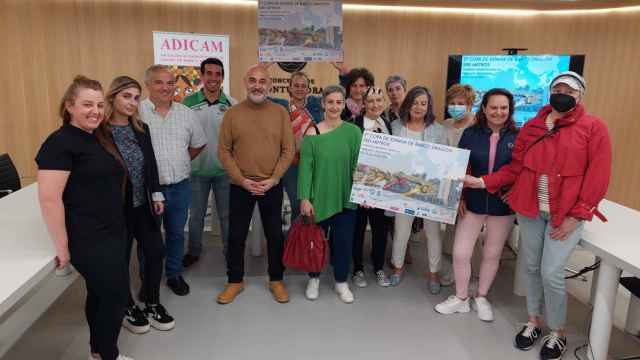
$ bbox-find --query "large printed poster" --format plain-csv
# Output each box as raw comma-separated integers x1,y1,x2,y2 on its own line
258,0,343,62
350,132,470,225
153,31,230,102
460,55,571,127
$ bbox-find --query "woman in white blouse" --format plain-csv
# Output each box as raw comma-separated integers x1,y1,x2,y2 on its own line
389,86,449,294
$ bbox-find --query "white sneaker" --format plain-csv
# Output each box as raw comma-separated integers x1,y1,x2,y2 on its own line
434,295,471,314
474,296,494,322
352,270,368,288
335,282,354,303
305,278,320,300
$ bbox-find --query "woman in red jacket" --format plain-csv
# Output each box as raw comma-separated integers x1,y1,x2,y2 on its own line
465,72,611,360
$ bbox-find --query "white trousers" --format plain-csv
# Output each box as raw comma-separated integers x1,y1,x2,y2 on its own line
392,214,442,273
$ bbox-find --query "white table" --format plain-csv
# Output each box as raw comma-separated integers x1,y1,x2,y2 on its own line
580,199,640,360
0,184,78,357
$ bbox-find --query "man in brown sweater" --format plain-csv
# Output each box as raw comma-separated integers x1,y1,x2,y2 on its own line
217,64,294,304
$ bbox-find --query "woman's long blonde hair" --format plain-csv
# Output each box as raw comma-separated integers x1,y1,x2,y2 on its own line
104,76,145,133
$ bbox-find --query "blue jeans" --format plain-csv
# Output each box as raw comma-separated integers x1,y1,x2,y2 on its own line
161,179,192,280
517,211,584,330
281,165,300,225
309,209,356,283
188,174,230,257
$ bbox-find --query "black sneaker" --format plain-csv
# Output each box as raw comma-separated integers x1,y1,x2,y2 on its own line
122,305,150,334
540,332,567,360
167,276,190,296
144,303,175,331
514,322,542,350
182,254,200,268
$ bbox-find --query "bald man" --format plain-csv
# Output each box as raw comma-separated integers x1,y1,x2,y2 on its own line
217,65,294,304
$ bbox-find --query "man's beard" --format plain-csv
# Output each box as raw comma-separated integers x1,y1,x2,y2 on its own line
248,91,267,104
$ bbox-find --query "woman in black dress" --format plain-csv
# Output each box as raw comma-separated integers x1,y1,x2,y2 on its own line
37,76,132,360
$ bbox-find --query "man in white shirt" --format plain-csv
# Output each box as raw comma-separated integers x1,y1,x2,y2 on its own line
139,64,207,296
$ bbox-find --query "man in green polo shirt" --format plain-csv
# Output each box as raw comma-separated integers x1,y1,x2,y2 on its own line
183,58,237,267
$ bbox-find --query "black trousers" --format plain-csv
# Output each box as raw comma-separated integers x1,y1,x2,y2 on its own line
126,203,164,305
352,207,389,273
226,184,285,283
70,230,128,360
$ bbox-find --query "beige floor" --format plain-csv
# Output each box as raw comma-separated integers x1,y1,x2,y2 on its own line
3,223,640,360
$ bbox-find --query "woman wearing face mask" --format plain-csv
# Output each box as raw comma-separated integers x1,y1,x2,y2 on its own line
465,72,611,360
435,88,517,323
351,87,392,288
441,84,478,286
389,86,449,293
102,76,175,335
36,76,133,360
444,84,477,147
298,85,363,303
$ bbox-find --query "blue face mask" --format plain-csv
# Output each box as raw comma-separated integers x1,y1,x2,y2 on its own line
447,105,467,120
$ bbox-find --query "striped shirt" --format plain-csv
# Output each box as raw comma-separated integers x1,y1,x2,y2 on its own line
537,116,554,212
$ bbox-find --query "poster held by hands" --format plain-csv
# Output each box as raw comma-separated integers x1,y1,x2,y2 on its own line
350,132,470,225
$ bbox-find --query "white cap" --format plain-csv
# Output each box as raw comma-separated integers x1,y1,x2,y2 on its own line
550,71,586,93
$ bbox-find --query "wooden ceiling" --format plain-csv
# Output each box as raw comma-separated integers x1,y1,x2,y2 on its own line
339,0,640,11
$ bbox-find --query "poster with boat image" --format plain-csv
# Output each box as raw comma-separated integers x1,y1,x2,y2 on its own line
350,132,470,225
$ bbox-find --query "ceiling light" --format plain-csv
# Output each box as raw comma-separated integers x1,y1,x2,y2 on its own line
182,0,640,17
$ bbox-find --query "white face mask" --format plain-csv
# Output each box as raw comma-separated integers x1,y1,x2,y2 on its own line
447,105,467,121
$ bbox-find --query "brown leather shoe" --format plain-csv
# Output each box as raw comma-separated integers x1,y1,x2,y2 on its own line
269,281,289,303
217,282,244,304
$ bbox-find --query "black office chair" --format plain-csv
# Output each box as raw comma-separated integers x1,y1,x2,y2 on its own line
0,153,21,199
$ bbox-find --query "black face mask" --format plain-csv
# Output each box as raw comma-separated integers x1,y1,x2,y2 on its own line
550,93,577,113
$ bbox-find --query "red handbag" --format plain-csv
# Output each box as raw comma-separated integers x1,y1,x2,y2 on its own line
283,216,328,273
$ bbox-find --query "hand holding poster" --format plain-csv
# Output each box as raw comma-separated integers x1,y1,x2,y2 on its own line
350,132,470,225
258,0,343,62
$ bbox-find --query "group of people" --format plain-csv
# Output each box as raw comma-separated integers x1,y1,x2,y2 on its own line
36,55,611,360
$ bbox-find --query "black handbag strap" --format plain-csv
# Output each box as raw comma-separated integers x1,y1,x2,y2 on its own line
525,121,570,154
